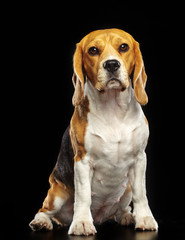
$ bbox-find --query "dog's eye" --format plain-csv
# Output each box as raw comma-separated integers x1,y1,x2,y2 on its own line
119,43,129,52
88,46,99,56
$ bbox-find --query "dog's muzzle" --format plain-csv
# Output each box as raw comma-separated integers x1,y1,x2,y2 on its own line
103,59,120,73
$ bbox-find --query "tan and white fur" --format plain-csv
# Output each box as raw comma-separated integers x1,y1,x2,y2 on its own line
29,29,158,236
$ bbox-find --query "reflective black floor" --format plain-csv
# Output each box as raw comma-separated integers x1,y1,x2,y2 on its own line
17,218,185,240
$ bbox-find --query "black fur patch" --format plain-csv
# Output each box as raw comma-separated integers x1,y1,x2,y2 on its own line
53,126,74,189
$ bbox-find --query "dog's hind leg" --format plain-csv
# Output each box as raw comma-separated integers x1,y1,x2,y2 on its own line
29,173,71,231
115,183,135,226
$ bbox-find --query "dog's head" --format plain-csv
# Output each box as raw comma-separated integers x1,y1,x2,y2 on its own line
72,29,148,106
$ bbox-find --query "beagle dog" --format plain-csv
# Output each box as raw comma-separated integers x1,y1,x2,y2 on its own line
29,28,158,235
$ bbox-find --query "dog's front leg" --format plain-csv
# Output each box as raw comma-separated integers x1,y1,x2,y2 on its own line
130,151,158,231
68,156,96,236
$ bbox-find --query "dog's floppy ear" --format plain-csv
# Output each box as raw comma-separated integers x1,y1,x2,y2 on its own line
133,41,148,105
72,43,85,106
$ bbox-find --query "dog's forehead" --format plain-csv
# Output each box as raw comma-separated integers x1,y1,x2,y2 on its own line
81,29,134,49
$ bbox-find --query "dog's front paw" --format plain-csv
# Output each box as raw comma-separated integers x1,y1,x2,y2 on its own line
68,219,97,236
29,212,53,231
135,216,158,231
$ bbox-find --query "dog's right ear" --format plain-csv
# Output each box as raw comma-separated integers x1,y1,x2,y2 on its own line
72,43,85,106
133,41,148,105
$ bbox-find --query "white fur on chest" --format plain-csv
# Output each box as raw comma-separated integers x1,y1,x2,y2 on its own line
84,80,148,167
84,81,149,223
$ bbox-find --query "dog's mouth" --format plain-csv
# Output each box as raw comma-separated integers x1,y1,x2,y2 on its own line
96,78,127,93
106,78,126,91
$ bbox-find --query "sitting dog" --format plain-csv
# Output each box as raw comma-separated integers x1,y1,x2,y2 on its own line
29,28,158,235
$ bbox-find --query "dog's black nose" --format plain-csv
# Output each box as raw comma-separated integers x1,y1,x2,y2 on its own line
103,60,120,73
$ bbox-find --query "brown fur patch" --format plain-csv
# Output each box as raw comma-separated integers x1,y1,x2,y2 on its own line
126,182,132,193
144,115,149,126
38,172,71,213
70,96,90,162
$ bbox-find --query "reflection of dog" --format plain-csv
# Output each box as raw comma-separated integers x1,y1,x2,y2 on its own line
30,29,158,235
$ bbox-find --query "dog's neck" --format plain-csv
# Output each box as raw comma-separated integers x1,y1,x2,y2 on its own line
84,79,141,123
84,79,142,129
85,79,132,109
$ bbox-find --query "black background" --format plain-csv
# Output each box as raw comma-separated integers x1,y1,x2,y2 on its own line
8,2,185,240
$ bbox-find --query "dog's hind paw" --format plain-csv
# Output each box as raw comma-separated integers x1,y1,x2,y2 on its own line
29,212,53,231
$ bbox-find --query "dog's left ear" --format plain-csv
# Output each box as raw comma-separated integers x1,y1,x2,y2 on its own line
133,41,148,105
72,43,85,106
